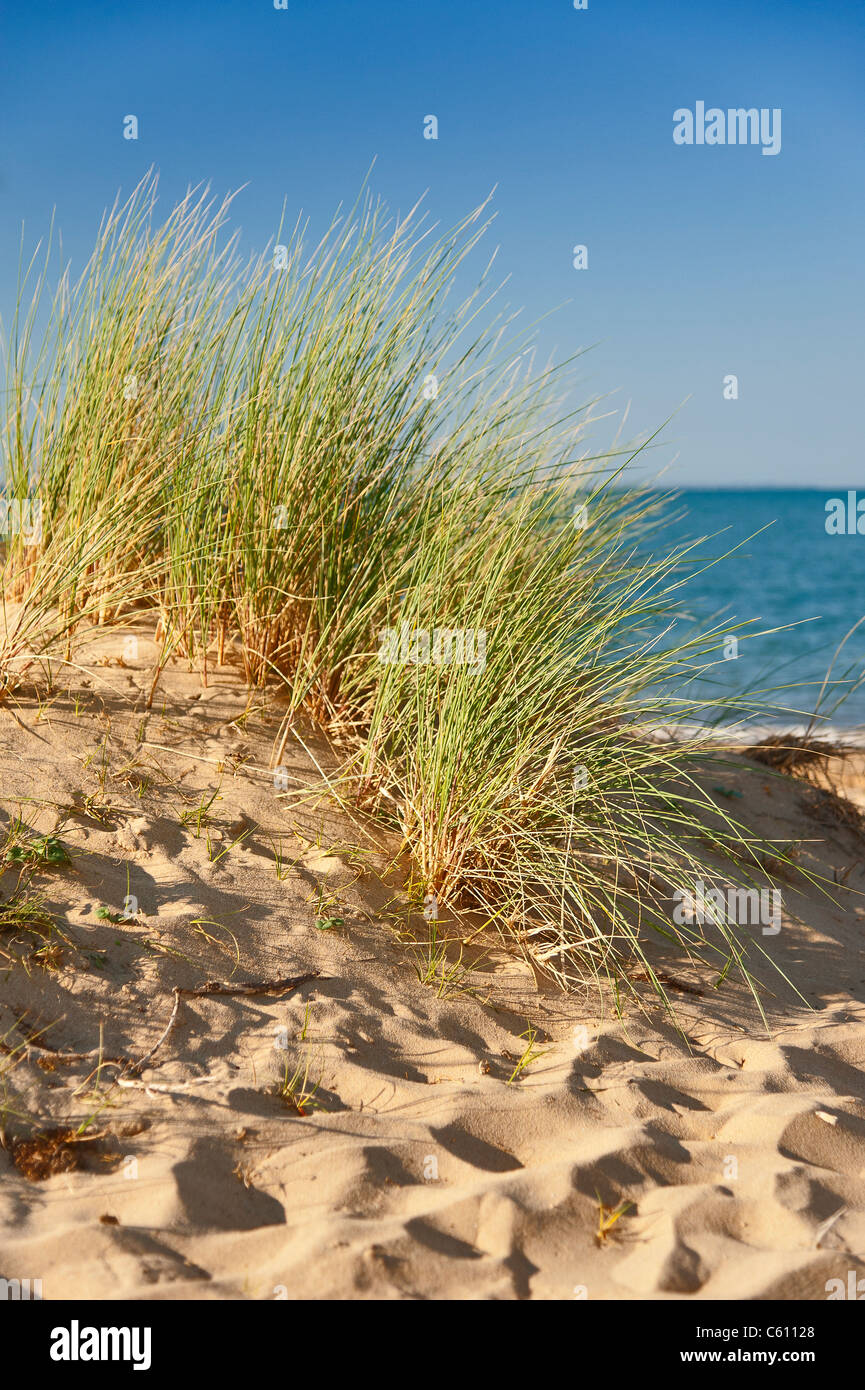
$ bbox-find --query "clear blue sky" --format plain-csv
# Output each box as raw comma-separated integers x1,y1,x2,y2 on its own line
2,0,862,486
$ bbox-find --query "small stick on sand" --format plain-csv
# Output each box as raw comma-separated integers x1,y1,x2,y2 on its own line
125,971,321,1076
176,972,321,999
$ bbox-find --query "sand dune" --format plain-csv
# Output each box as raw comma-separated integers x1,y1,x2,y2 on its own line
1,630,863,1301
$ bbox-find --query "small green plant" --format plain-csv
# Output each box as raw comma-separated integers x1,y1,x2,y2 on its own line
596,1196,633,1246
0,890,71,972
189,916,240,965
313,885,344,931
0,890,62,937
95,907,127,924
506,1024,547,1085
268,836,297,882
72,1025,116,1126
206,825,251,864
410,924,473,999
96,865,138,923
66,790,112,824
276,1054,321,1116
81,734,112,796
115,760,151,796
179,786,222,836
5,831,70,868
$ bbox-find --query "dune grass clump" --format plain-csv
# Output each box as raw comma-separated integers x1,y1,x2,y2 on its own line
1,175,801,1013
349,468,800,1010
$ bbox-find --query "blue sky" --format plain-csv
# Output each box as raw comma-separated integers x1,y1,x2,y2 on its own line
2,0,862,486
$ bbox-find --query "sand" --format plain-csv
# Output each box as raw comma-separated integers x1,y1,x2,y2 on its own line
1,627,863,1302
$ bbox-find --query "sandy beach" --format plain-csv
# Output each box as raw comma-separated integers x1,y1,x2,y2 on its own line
1,629,863,1303
2,0,864,1342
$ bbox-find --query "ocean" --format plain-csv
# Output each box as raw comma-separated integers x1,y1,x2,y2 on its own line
642,490,865,738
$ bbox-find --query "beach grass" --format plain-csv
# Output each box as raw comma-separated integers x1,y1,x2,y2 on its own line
1,174,800,1015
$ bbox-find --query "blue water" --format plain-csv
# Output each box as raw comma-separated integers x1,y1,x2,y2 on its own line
641,490,865,735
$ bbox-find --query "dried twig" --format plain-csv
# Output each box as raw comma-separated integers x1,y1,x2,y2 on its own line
176,971,320,1000
124,971,321,1074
